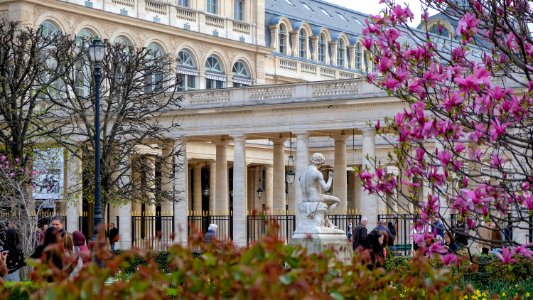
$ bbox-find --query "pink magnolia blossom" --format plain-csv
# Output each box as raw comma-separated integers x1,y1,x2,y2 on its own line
495,247,516,264
440,253,459,267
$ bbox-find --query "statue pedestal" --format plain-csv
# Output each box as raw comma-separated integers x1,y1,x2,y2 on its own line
290,234,353,265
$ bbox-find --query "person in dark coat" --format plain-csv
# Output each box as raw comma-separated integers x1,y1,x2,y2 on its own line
3,228,25,281
107,223,119,251
31,226,64,275
387,221,397,248
352,217,368,251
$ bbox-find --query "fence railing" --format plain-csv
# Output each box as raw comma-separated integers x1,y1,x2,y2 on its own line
188,213,233,241
131,215,174,250
329,214,362,235
247,214,295,245
378,214,419,256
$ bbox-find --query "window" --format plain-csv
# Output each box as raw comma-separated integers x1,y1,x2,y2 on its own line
176,49,198,91
75,29,96,97
337,40,345,66
299,29,307,58
145,43,165,93
318,34,326,63
337,13,347,21
284,0,294,5
205,56,225,89
355,43,362,70
302,3,313,11
279,24,287,54
114,36,132,53
206,0,217,14
429,23,450,38
320,8,331,17
39,20,59,37
178,0,189,6
234,0,244,21
232,60,251,87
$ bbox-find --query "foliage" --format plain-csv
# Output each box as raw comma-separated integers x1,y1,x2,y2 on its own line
359,0,533,266
1,230,532,299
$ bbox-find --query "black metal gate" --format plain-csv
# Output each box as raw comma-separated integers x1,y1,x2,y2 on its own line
131,215,174,250
247,214,295,245
378,214,419,256
188,212,233,241
329,214,362,236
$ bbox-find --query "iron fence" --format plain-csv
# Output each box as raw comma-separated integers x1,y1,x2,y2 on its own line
329,214,362,237
378,214,419,256
247,214,295,245
188,213,233,241
131,215,174,250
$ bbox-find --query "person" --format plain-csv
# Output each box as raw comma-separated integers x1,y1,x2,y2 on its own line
299,153,340,228
479,221,502,254
364,230,385,270
443,231,458,253
108,223,119,251
374,221,392,245
50,217,65,237
3,227,25,282
352,217,368,251
347,221,353,241
0,251,7,277
431,216,445,240
453,220,468,247
387,221,397,249
31,226,64,272
64,233,74,256
72,231,90,264
205,224,217,245
39,224,48,245
379,230,389,258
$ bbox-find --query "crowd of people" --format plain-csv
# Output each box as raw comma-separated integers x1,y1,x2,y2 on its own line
0,217,120,282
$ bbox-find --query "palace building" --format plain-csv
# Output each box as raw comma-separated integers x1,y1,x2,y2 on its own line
1,0,528,250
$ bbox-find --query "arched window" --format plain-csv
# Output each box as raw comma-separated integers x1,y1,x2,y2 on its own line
205,55,225,89
355,42,362,71
232,60,251,87
318,33,326,63
429,23,450,38
39,20,59,37
337,39,345,67
299,29,307,58
207,0,217,14
176,49,198,91
145,43,165,93
74,29,97,97
279,24,287,54
114,35,132,53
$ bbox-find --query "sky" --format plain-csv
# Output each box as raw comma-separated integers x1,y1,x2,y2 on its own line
323,0,428,26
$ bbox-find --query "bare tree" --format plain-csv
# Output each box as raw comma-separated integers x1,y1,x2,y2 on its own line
49,39,182,214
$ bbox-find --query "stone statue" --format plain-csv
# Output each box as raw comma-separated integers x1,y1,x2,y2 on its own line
295,153,343,234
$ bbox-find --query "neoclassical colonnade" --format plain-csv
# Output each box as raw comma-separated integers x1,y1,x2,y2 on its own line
65,79,406,248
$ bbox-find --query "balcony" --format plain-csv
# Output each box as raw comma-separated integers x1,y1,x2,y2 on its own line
58,0,258,45
274,56,362,81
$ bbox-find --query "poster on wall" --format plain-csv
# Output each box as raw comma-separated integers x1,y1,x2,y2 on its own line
33,148,64,206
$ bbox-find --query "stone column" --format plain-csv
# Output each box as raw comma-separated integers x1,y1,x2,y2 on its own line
294,131,309,227
66,151,82,233
329,41,338,66
333,135,348,213
254,166,262,211
145,156,157,216
265,165,274,213
215,140,229,214
310,36,319,61
353,169,362,214
361,128,378,229
347,170,356,212
232,135,247,246
173,138,189,245
271,138,286,212
117,154,132,250
161,141,175,216
209,161,217,214
193,163,202,213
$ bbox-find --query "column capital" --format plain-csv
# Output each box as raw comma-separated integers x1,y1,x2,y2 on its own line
332,135,349,142
361,126,376,135
293,131,310,138
270,137,286,145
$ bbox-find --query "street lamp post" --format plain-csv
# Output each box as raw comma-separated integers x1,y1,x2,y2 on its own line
89,38,105,239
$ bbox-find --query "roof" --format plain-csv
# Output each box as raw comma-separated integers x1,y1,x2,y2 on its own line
265,0,369,38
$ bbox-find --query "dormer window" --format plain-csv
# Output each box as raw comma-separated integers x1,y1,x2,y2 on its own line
318,33,326,62
320,8,331,17
279,24,287,54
